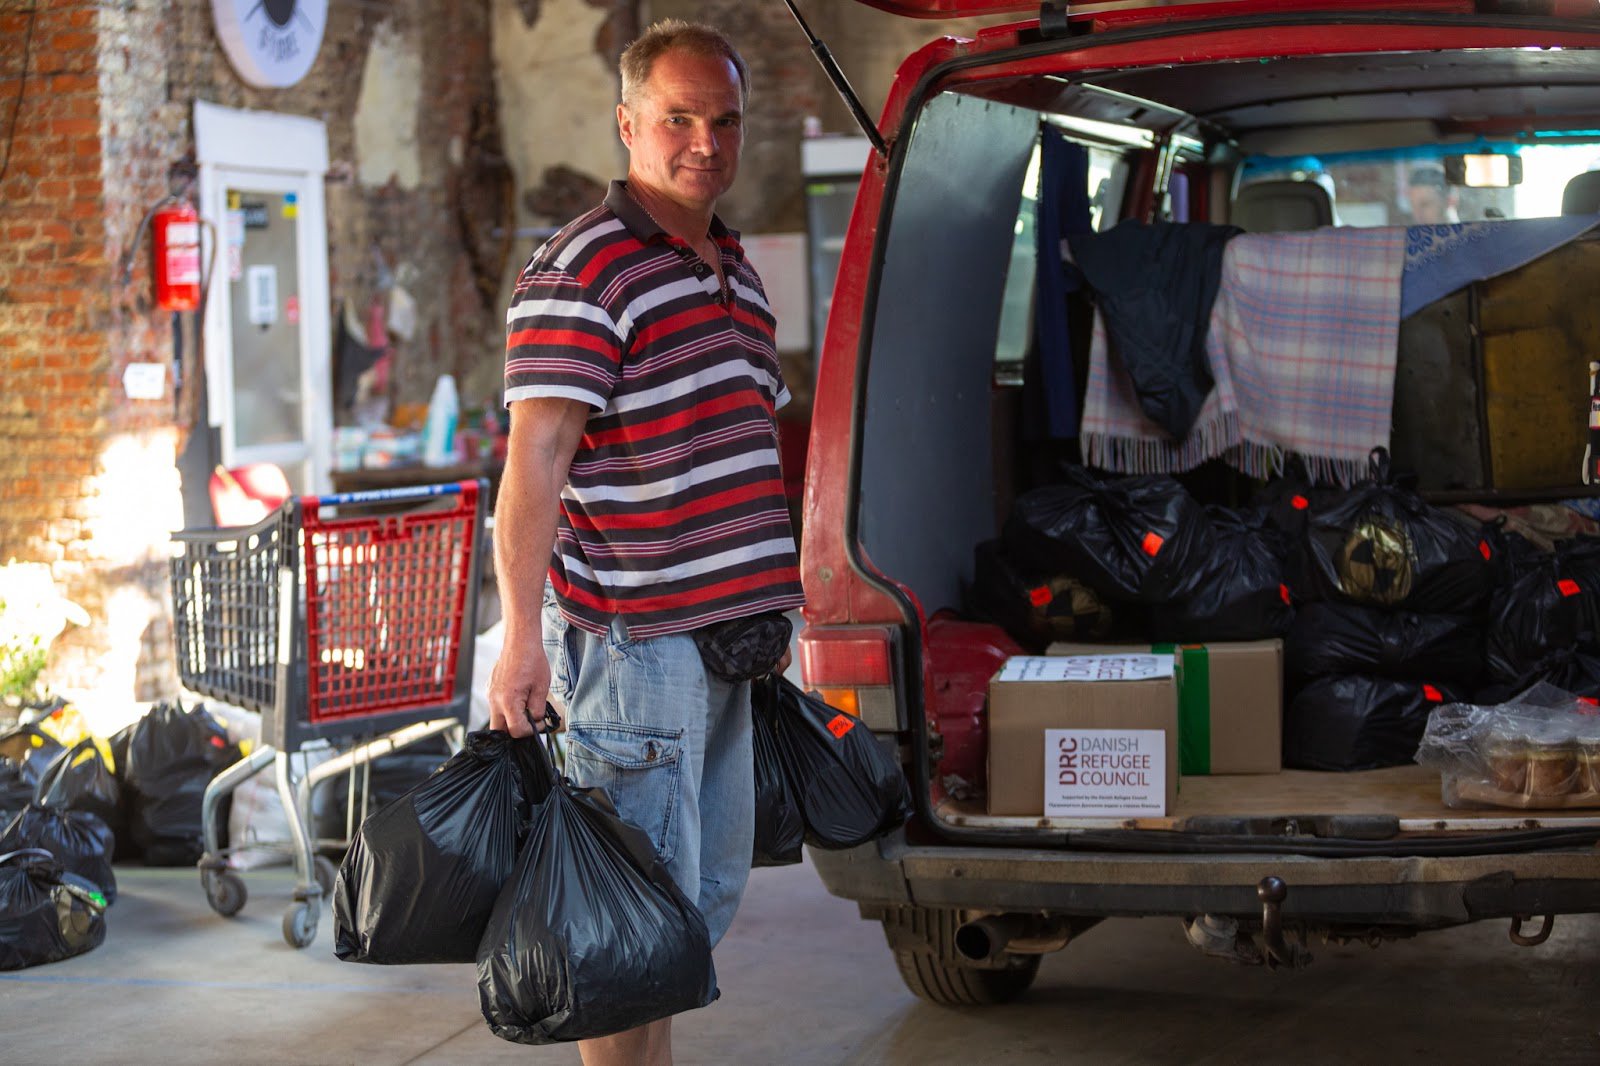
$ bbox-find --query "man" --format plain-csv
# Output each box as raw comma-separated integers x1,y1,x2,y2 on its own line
487,20,803,1066
1404,165,1459,224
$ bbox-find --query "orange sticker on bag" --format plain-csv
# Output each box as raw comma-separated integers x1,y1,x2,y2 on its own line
1278,583,1291,605
1140,531,1165,557
826,714,856,739
1028,585,1052,607
1478,540,1491,561
1559,578,1582,598
1290,495,1309,510
1422,684,1443,702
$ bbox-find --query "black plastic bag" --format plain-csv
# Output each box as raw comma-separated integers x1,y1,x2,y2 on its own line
0,806,116,904
120,702,240,866
0,758,33,819
476,723,717,1044
969,539,1118,649
1297,450,1494,612
1005,467,1215,605
33,738,120,827
1485,538,1600,683
751,678,804,868
1254,460,1340,544
334,730,548,965
768,677,911,850
1149,506,1291,642
1477,647,1600,705
1286,602,1483,686
0,848,107,971
0,725,66,789
1283,675,1458,771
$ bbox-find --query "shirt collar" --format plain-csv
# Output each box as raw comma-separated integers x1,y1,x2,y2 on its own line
605,180,743,256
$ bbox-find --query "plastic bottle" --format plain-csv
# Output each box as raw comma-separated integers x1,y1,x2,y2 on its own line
422,373,460,467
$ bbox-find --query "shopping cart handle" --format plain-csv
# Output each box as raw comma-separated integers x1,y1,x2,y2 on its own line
313,481,473,507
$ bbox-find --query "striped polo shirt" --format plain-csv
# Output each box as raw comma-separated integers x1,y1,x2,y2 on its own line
504,181,804,638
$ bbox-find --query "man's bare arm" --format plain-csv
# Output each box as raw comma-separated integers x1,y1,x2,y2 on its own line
487,396,591,738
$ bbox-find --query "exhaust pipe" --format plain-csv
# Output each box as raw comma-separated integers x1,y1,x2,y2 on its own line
953,914,1032,965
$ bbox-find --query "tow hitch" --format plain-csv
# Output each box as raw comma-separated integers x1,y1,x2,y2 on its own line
1509,914,1555,946
1258,876,1312,970
1183,876,1313,970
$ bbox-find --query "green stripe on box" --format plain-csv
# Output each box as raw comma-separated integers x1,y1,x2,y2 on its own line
1155,643,1210,775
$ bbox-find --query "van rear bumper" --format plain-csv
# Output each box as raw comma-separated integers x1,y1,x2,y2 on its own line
809,831,1600,928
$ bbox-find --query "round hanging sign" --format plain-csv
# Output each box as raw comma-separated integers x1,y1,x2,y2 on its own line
211,0,328,89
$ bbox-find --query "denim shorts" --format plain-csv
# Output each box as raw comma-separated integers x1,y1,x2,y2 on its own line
542,590,754,948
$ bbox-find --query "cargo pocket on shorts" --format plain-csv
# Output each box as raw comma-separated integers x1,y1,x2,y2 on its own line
541,593,575,707
563,723,684,864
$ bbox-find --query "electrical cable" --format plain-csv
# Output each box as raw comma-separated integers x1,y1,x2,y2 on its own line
0,1,38,191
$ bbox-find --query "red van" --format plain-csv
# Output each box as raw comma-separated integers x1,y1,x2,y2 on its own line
795,0,1600,1005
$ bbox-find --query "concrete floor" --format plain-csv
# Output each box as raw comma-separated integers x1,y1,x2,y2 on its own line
2,857,1598,1065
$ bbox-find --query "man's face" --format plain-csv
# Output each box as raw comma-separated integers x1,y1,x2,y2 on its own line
1407,183,1448,224
617,49,744,214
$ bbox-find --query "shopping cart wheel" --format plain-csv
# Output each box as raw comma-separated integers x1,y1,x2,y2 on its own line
282,902,319,949
312,855,339,903
203,869,248,918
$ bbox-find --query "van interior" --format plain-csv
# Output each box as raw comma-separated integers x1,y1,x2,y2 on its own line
851,39,1600,843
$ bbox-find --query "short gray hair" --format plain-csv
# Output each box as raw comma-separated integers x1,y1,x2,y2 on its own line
619,19,749,110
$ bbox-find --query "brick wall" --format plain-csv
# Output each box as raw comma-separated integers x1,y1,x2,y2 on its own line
0,0,119,697
1,1,503,715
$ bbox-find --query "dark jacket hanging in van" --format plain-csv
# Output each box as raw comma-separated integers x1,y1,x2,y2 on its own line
1068,219,1241,438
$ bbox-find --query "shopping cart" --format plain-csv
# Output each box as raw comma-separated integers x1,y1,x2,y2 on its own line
170,480,487,947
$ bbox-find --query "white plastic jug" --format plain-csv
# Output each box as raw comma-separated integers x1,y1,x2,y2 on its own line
423,374,460,467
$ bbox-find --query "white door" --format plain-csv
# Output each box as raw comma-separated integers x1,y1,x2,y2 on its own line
196,102,332,493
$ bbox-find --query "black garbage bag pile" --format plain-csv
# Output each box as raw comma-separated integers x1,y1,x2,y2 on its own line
1295,450,1495,613
0,759,32,823
334,730,548,965
1149,506,1293,642
0,848,108,971
1484,535,1600,693
1477,646,1600,705
1283,676,1462,771
33,737,121,829
0,805,116,904
1286,603,1483,687
1281,451,1493,770
0,738,119,903
477,723,718,1045
968,539,1119,650
1006,467,1216,606
0,726,65,824
116,702,241,866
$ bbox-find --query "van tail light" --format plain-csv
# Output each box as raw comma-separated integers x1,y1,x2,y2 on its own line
798,624,900,730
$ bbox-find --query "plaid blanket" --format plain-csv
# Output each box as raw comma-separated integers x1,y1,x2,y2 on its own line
1081,227,1407,486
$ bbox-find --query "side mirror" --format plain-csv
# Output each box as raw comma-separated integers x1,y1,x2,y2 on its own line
1443,153,1523,188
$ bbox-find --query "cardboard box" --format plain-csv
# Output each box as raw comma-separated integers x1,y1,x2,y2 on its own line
987,654,1178,817
1048,640,1283,775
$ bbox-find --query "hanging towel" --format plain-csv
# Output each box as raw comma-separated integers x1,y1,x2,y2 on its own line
1082,226,1407,486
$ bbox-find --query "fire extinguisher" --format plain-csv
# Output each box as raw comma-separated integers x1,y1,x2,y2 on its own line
150,200,203,312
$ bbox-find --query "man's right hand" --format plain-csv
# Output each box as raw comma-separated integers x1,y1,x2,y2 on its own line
488,636,551,738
